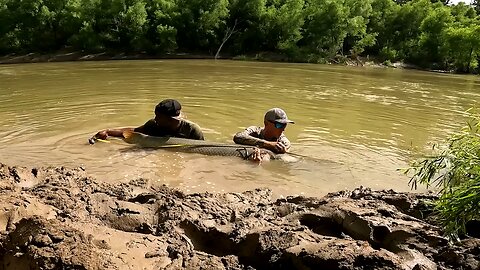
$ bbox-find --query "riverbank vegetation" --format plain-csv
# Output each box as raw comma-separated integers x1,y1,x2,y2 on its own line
0,0,479,72
407,110,480,239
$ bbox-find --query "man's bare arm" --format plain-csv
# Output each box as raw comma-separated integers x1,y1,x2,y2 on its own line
233,127,287,153
93,127,136,140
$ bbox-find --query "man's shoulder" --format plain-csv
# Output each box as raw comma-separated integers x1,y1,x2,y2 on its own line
143,119,156,126
245,126,263,132
234,126,263,140
135,119,156,132
245,126,263,136
179,119,204,140
180,119,201,129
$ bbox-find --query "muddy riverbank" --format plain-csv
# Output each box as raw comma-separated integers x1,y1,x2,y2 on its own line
0,51,395,70
0,51,220,64
0,162,479,270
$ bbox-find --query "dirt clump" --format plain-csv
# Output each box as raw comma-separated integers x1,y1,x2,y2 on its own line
0,163,478,270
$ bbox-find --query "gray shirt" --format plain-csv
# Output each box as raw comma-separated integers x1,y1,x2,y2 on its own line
233,126,291,152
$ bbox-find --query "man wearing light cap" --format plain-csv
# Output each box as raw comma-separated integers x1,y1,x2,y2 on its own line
91,99,204,142
233,108,294,154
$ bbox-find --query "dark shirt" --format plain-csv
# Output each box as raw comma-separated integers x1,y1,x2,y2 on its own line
135,119,204,140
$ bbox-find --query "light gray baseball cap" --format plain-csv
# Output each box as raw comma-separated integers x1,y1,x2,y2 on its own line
264,108,294,124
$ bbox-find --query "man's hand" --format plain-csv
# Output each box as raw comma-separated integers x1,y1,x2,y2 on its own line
249,148,271,163
94,130,109,140
262,141,287,154
89,130,108,144
275,141,287,153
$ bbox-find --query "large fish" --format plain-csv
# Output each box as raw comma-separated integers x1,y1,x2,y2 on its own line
122,130,282,160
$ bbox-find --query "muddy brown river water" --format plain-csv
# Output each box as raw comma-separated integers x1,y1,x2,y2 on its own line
1,60,479,196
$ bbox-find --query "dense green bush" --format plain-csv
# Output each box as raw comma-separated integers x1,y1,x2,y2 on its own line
0,0,480,73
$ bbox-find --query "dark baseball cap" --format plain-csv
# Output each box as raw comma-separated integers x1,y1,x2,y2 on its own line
155,99,182,118
264,108,294,124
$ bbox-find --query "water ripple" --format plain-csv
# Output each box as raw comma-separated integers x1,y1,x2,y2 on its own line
0,60,477,197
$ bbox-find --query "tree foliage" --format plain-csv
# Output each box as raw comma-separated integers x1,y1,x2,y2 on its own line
473,0,480,15
416,3,453,66
1,0,480,73
172,0,229,50
444,23,480,73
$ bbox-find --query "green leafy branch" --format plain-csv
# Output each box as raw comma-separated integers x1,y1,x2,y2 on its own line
406,110,480,239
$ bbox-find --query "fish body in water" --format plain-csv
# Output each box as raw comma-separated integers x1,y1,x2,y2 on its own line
122,131,284,160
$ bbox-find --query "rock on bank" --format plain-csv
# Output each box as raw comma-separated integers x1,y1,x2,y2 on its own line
0,163,478,270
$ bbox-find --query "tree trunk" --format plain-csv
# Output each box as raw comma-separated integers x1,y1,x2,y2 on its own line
215,19,238,60
467,47,473,73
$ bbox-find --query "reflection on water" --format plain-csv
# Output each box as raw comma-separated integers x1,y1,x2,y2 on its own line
0,60,478,197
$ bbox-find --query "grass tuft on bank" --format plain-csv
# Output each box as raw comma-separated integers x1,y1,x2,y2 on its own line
406,109,480,240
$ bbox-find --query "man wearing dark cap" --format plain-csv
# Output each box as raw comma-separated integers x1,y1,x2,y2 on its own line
233,108,293,154
92,99,204,141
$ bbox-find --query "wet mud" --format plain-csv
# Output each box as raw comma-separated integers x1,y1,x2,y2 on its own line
0,163,478,270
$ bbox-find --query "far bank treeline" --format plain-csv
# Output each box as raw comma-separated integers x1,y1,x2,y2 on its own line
0,0,480,73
